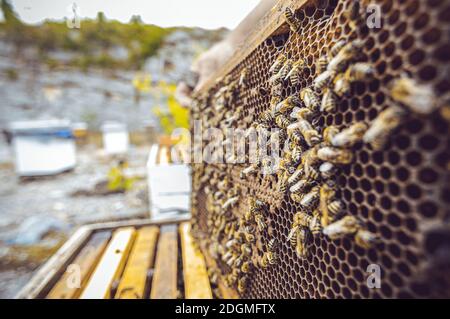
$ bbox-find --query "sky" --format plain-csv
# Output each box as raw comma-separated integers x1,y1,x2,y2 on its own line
6,0,261,29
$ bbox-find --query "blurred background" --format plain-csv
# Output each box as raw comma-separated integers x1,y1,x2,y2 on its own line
0,0,258,298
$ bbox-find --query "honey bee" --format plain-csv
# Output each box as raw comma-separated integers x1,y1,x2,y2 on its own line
301,145,321,174
225,238,239,249
363,105,406,150
322,215,360,239
244,225,256,243
354,229,378,249
290,226,311,258
289,178,308,195
345,62,374,82
271,83,283,98
316,55,328,73
292,211,322,235
328,200,344,219
288,120,321,146
285,7,300,32
290,107,313,121
304,165,319,181
267,238,279,252
275,96,302,115
255,213,267,232
249,198,265,213
239,67,248,87
260,110,274,125
340,40,364,58
333,73,351,97
291,146,303,164
240,164,258,179
317,146,353,165
390,76,436,114
328,40,346,58
269,72,282,86
287,166,304,186
319,161,337,179
331,122,368,148
323,215,377,248
319,181,337,227
287,122,305,145
275,114,291,129
279,176,289,194
258,86,268,96
320,88,338,113
223,250,236,264
260,251,278,268
237,276,248,294
285,59,306,85
270,54,287,75
322,125,339,145
300,185,320,209
345,0,362,30
241,261,253,274
224,271,238,287
313,69,335,92
300,88,321,111
241,243,252,256
327,51,350,74
279,59,294,80
291,193,303,203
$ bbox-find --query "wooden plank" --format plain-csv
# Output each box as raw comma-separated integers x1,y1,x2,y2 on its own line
87,216,190,232
179,223,212,299
15,226,92,299
46,231,111,299
16,217,189,299
150,225,178,299
114,226,159,299
197,0,309,93
79,227,136,299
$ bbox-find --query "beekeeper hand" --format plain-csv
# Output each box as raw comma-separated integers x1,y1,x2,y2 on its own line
175,0,277,107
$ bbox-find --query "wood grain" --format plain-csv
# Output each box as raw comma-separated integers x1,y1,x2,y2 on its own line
79,227,136,299
150,225,178,299
114,226,159,299
179,222,212,299
46,231,111,299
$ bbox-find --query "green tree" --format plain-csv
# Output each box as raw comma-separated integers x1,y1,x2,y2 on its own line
1,0,20,24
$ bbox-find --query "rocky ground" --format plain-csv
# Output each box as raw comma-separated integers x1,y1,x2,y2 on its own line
0,143,151,298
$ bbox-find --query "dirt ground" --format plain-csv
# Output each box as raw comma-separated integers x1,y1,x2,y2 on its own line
0,144,151,298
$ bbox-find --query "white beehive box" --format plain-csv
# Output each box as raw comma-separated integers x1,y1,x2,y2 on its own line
9,120,76,176
101,122,129,155
147,144,191,220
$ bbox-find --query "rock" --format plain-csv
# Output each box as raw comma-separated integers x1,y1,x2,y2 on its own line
8,215,69,245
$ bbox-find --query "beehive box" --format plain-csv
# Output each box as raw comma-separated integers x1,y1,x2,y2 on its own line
190,0,450,298
16,218,213,299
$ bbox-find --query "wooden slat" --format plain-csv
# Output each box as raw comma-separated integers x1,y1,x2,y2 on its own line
179,223,212,299
16,217,190,299
79,227,136,299
114,226,159,299
15,226,92,299
197,0,309,93
46,231,111,299
150,225,178,299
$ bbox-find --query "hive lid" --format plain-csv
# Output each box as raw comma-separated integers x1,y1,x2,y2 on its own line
101,121,127,132
8,119,72,134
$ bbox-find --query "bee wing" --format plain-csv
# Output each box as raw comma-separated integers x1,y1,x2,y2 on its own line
287,226,298,241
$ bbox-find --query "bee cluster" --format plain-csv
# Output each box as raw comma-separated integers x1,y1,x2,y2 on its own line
191,164,277,295
191,0,450,298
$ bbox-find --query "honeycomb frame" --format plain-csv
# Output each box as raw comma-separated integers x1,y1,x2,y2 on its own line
190,0,450,299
